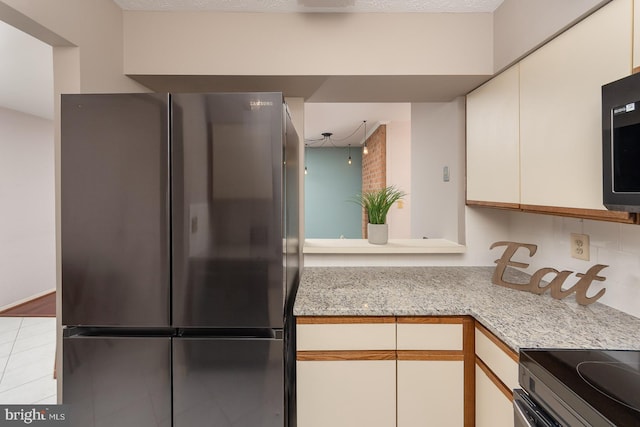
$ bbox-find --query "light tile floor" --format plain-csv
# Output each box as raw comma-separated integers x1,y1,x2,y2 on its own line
0,317,57,404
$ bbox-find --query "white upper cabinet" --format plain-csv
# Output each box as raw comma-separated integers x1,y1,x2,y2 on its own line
466,0,634,218
519,0,632,210
466,64,520,206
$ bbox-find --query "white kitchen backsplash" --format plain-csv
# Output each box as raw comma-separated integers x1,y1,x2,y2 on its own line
505,211,640,318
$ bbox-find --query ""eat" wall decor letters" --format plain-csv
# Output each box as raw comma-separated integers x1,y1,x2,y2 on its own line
490,241,608,306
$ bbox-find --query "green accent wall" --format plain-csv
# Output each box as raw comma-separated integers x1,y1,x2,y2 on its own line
305,147,362,238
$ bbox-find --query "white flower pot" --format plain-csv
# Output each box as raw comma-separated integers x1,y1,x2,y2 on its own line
367,223,388,245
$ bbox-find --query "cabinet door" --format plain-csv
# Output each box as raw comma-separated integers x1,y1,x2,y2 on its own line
466,64,520,207
519,0,632,210
475,364,514,427
397,360,464,427
297,359,396,427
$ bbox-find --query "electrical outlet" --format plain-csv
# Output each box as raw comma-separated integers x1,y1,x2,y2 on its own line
570,233,590,261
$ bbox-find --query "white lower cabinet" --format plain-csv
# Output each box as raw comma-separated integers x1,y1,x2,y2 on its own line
475,324,519,427
297,317,520,427
396,318,467,427
397,359,464,427
296,316,471,427
297,359,396,427
475,364,514,427
296,317,397,427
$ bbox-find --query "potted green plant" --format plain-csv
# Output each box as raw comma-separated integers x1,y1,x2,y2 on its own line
353,185,406,245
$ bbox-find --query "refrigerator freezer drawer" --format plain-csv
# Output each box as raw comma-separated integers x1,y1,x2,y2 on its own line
173,336,284,427
63,335,172,427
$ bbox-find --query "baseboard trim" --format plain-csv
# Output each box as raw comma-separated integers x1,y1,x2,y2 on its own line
0,288,56,315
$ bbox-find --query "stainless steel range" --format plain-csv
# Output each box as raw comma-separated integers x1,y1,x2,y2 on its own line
515,349,640,426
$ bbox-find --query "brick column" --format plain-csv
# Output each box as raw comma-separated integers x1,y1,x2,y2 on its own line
361,125,386,238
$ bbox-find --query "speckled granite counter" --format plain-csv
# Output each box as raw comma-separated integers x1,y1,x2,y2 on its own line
293,267,640,352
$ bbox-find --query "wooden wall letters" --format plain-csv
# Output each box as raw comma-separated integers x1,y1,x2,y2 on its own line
490,241,608,306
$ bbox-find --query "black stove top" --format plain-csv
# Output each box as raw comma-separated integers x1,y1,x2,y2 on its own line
519,349,640,426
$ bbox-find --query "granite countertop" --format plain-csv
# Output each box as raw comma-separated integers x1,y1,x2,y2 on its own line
293,266,640,352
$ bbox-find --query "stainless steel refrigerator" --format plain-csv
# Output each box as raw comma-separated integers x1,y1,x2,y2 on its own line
61,92,300,427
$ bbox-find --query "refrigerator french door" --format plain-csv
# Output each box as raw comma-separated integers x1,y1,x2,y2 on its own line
61,92,297,427
171,93,284,329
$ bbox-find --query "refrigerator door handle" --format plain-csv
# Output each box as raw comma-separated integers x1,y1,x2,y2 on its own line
176,328,283,339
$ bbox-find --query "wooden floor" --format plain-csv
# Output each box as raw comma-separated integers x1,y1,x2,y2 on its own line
0,292,56,317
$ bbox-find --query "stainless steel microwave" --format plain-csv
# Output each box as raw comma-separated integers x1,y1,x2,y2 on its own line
602,73,640,212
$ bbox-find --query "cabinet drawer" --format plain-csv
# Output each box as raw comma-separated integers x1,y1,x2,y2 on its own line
397,318,463,351
296,317,395,351
475,324,519,391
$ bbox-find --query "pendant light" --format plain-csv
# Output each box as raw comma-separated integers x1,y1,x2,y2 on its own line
362,120,368,155
348,144,352,165
304,144,308,175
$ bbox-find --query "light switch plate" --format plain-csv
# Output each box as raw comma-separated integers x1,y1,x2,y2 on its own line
570,233,590,261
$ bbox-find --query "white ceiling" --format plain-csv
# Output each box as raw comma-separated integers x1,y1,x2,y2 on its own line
114,0,504,13
304,102,410,146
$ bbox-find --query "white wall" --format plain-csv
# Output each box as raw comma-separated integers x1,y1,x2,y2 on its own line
1,0,147,94
0,0,152,400
123,11,493,76
493,0,607,71
386,120,411,239
0,20,53,119
502,211,640,318
0,107,56,309
411,99,466,243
